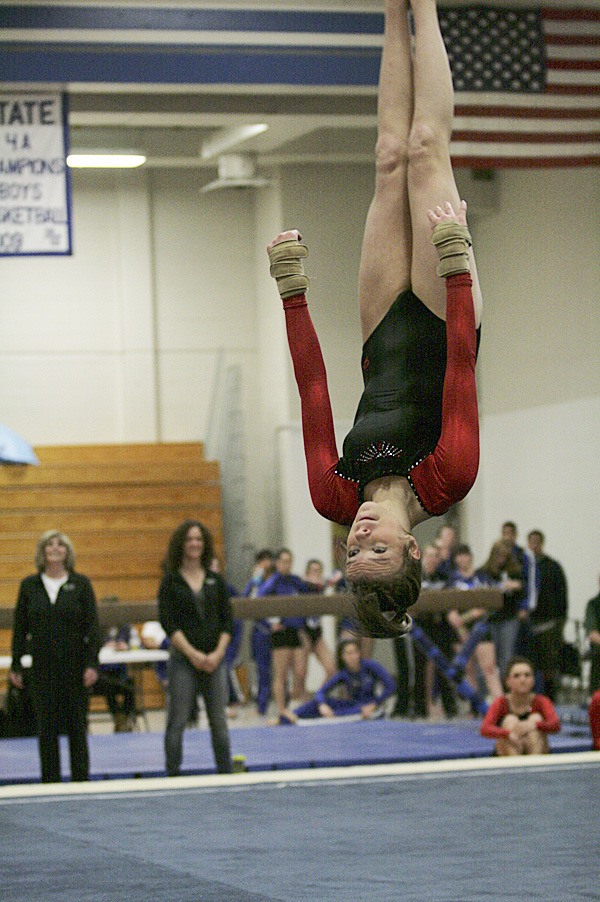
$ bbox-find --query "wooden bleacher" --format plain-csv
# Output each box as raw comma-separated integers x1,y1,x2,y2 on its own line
0,442,224,710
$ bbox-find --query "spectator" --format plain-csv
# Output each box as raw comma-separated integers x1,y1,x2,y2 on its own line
500,521,528,573
210,555,244,717
435,524,459,580
583,575,600,695
447,545,503,701
480,656,560,755
9,530,100,783
257,548,311,723
141,620,170,688
158,520,233,776
293,638,396,721
243,549,275,716
524,530,568,701
589,690,600,751
298,559,336,689
93,624,136,732
477,539,526,678
393,543,457,719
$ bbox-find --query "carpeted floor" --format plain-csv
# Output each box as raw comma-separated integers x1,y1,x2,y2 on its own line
0,755,597,901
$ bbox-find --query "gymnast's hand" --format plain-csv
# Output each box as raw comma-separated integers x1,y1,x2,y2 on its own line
267,229,302,255
427,200,468,229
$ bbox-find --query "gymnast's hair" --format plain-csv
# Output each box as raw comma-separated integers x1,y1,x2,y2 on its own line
346,545,422,637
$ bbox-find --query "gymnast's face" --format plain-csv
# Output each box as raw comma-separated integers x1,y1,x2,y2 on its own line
345,502,419,581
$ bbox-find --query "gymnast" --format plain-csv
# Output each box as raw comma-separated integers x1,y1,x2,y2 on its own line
267,0,482,638
290,638,396,722
480,657,561,756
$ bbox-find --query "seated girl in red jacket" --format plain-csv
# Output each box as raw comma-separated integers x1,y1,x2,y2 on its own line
480,656,560,756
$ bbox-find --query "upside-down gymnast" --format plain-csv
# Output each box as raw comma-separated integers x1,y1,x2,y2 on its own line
267,0,482,638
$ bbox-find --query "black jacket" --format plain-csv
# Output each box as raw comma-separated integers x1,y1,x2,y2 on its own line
531,554,568,623
158,570,233,653
11,571,101,731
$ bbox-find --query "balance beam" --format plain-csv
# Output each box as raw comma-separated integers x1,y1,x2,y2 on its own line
0,589,501,632
230,588,502,620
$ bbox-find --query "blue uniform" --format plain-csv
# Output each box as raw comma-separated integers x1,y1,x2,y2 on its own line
295,659,396,718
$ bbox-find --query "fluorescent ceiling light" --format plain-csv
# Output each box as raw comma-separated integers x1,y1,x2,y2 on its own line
66,152,146,168
201,124,268,160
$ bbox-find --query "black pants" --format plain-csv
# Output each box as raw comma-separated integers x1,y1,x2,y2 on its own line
38,708,89,783
394,618,458,718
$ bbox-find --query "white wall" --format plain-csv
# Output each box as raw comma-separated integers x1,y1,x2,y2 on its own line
1,162,598,619
463,167,600,621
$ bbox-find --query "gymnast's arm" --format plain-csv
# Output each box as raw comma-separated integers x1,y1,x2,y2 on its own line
314,670,345,707
480,697,511,739
411,271,479,515
531,696,561,733
366,660,397,705
282,293,359,526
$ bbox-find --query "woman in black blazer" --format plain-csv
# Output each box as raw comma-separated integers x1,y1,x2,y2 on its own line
10,530,101,783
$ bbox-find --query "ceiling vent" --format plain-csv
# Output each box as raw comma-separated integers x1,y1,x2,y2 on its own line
201,154,272,193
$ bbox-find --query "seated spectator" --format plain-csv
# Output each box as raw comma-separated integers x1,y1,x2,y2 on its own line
480,656,560,756
298,559,336,688
447,544,503,702
584,575,600,695
92,625,136,732
141,620,170,687
291,638,396,722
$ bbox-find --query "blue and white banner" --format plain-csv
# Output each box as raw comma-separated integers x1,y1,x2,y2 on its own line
0,92,72,256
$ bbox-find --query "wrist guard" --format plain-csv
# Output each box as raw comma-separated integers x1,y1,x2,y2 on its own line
432,221,472,278
268,239,309,298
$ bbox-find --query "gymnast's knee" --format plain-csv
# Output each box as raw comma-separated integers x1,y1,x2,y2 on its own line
374,132,408,179
407,122,449,181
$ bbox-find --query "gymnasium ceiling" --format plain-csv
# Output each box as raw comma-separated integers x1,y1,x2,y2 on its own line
1,0,596,181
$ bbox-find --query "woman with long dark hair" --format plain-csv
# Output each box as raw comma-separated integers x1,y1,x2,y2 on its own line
158,520,233,775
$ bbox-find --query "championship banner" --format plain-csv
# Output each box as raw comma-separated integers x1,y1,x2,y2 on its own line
0,92,72,256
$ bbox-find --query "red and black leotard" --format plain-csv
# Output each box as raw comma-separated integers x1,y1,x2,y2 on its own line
282,273,479,526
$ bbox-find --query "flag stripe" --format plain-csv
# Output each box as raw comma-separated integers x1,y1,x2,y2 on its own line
451,156,599,168
453,131,599,144
455,105,599,120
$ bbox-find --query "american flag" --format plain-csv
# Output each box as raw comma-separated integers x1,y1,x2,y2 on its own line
439,6,600,168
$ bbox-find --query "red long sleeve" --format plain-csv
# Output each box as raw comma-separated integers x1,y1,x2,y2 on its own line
480,695,561,740
282,294,359,525
411,273,479,515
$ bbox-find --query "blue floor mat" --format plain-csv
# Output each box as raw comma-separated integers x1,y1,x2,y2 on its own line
0,715,592,784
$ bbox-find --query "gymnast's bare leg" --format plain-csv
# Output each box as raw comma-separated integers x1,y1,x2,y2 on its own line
359,0,482,342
